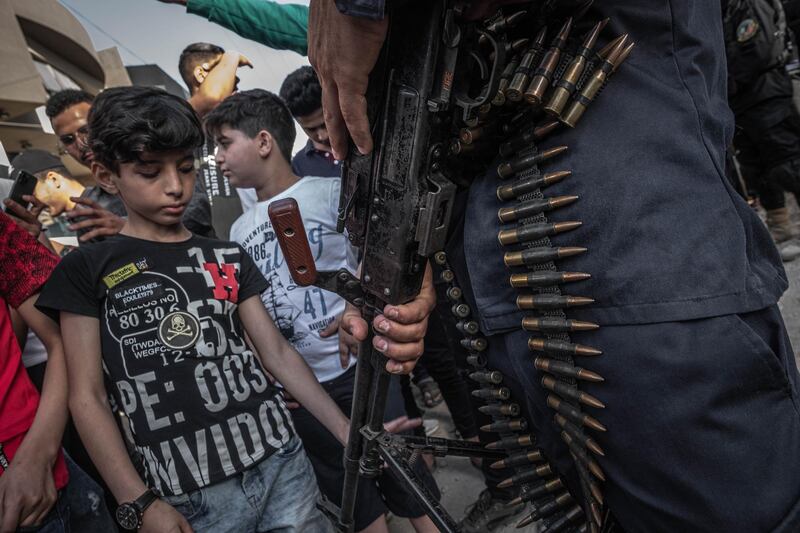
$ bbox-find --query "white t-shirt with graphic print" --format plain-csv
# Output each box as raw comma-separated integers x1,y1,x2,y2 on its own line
230,176,358,383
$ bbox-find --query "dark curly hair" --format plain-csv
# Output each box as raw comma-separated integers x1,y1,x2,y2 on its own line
279,66,322,118
205,89,296,163
45,89,94,119
88,86,204,172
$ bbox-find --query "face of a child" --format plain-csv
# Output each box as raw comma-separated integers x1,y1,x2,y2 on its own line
34,169,84,216
214,126,265,188
113,149,196,228
295,107,331,154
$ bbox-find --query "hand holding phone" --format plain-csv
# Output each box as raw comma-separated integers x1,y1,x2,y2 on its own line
4,169,37,212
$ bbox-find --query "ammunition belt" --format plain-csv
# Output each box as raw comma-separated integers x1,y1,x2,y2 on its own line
435,251,583,532
445,6,634,532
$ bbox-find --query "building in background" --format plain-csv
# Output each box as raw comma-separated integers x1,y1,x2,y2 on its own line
0,0,130,179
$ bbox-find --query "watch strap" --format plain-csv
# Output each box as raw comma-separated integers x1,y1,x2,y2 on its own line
134,488,158,515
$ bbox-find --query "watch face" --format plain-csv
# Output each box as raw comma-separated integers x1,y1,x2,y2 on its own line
116,503,140,531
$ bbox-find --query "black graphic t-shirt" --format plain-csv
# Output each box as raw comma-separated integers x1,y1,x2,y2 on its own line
37,234,294,496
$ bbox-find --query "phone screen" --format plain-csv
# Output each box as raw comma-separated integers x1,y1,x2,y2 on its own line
4,169,37,212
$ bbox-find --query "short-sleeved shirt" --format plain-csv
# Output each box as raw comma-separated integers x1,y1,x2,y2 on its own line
230,177,358,383
291,140,342,179
37,234,294,496
0,212,68,489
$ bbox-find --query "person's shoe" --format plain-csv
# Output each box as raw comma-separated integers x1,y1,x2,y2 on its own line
778,239,800,262
767,207,795,243
459,489,525,532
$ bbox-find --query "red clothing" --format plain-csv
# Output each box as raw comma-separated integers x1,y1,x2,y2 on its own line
0,212,67,489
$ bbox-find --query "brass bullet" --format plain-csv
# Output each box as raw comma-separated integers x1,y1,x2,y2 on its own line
510,270,590,288
446,286,462,301
497,463,554,489
498,195,579,223
509,478,564,505
496,146,569,179
456,320,480,335
523,317,600,334
544,19,608,117
460,125,490,145
492,58,520,107
482,10,527,41
519,492,573,525
562,35,630,128
525,18,573,105
542,376,605,409
528,338,603,357
498,220,581,246
485,434,534,450
466,353,487,368
504,246,586,268
596,34,626,59
496,169,571,201
517,294,594,310
516,512,537,529
469,370,503,384
440,269,455,282
479,403,520,417
535,357,605,383
547,395,607,432
554,414,606,457
541,504,583,533
449,139,475,155
481,418,528,433
506,27,548,102
614,41,636,73
461,337,488,352
562,430,606,481
472,387,511,401
498,121,562,157
590,502,603,528
451,303,471,318
490,449,544,470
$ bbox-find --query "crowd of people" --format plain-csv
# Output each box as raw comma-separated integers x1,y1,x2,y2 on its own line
2,0,800,533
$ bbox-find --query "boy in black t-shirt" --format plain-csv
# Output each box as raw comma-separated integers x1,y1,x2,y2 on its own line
36,87,351,533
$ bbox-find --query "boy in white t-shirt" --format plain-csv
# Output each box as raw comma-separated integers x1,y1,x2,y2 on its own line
206,89,440,533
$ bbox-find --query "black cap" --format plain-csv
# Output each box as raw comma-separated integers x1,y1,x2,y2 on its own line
10,149,66,176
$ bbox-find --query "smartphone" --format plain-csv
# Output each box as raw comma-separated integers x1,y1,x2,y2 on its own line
4,169,37,212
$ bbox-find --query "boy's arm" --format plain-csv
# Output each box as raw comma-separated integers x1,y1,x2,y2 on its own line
0,295,66,530
238,296,350,445
188,51,252,118
60,312,193,533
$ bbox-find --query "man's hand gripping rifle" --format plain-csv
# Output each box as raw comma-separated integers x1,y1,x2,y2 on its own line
269,2,510,531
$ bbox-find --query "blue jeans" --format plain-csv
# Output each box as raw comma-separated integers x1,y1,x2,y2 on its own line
15,491,69,533
63,453,116,532
163,435,333,532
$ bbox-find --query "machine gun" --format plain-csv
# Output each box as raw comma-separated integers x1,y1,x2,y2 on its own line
271,1,630,531
269,2,511,531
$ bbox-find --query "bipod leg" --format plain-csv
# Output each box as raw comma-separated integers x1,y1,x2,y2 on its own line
359,358,392,479
338,307,378,532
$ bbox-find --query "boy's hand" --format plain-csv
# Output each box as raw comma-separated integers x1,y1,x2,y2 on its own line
340,264,435,375
66,197,125,242
0,449,57,531
320,313,359,369
140,499,194,533
3,195,45,239
237,54,253,69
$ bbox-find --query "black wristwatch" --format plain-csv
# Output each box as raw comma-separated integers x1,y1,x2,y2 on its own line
116,489,158,531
